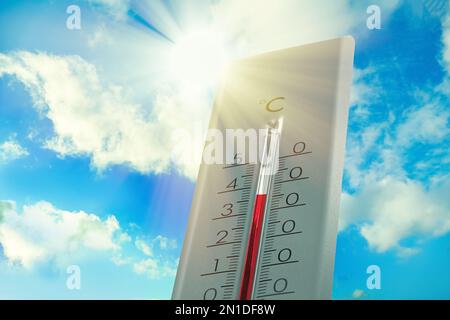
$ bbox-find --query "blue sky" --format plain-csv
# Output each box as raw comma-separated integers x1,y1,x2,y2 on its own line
0,0,449,299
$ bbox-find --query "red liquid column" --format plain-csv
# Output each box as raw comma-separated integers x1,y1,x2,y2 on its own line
239,118,282,300
239,194,267,300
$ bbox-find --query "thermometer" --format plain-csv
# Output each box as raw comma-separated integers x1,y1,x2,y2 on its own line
173,37,355,300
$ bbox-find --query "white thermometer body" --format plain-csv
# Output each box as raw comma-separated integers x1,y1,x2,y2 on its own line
173,37,355,300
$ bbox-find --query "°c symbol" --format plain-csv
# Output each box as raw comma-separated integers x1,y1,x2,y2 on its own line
265,97,285,112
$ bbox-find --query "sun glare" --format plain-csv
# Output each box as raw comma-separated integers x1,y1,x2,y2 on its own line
169,30,229,87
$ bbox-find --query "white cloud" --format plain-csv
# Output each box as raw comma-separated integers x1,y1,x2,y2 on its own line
352,289,365,299
0,199,177,279
129,236,178,278
111,253,132,266
355,97,449,184
344,121,389,190
442,9,450,73
134,235,177,256
132,257,177,279
396,246,421,258
351,68,376,106
0,51,205,179
342,176,450,253
0,138,29,163
438,7,450,95
153,235,177,250
396,103,450,147
350,67,381,121
135,238,153,257
87,25,114,48
0,200,128,269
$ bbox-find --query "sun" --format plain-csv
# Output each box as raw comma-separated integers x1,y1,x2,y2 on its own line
169,29,229,88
